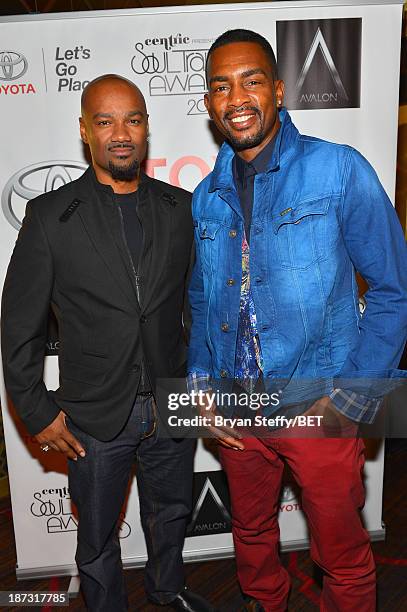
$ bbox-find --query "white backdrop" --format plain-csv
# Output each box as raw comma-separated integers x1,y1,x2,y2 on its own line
0,0,402,579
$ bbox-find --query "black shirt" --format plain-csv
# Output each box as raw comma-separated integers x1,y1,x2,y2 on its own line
233,134,278,242
115,187,144,271
115,181,152,393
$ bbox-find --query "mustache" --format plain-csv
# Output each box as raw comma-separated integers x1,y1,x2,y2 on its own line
224,105,260,121
107,143,136,151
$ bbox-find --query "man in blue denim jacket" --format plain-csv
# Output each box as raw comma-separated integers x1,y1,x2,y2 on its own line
187,29,407,611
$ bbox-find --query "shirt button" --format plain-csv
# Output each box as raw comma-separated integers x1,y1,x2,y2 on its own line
226,278,235,286
140,315,147,323
220,369,228,378
131,364,140,372
229,229,237,238
221,323,229,332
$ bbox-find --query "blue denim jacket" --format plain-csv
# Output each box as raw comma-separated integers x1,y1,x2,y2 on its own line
188,110,407,422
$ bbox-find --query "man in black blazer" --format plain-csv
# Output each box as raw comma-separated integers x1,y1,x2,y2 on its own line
1,75,213,612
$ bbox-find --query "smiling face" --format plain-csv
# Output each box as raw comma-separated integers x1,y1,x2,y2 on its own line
205,41,284,161
79,77,149,193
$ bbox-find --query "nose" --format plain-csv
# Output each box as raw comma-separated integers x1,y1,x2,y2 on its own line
227,82,250,109
111,121,131,142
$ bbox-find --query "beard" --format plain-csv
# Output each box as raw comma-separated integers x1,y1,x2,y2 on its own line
108,159,139,181
227,127,266,151
223,106,265,151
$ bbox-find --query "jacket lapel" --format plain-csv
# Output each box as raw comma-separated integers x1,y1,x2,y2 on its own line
74,170,140,311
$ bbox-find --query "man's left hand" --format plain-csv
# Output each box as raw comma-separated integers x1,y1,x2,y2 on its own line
304,396,356,434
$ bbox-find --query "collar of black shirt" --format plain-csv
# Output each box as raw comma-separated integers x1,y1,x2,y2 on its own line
234,130,279,185
89,165,148,198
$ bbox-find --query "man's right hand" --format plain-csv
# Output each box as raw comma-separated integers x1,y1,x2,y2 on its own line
198,395,245,451
35,411,86,460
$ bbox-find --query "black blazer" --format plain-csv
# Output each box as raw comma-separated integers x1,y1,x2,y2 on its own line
1,168,193,441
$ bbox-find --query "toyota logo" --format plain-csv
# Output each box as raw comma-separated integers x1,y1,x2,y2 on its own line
0,51,28,81
2,161,87,230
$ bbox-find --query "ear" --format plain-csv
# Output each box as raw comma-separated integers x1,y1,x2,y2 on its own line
79,117,88,144
204,93,212,119
275,80,285,107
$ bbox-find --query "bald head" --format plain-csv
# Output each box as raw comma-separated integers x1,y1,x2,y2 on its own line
81,74,146,115
79,73,149,193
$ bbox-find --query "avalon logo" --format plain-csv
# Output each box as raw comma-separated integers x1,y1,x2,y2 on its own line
187,472,232,537
277,18,361,110
280,484,297,504
0,51,28,81
2,161,87,230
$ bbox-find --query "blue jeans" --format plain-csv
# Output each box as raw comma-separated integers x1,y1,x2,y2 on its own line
67,396,195,611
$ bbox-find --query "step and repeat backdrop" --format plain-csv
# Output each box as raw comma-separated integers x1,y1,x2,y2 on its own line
0,0,403,578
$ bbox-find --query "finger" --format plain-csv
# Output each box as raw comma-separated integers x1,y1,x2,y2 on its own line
204,421,245,448
217,436,245,450
48,442,59,452
51,437,80,460
61,430,86,457
219,425,243,439
208,422,243,439
208,427,245,449
207,424,237,440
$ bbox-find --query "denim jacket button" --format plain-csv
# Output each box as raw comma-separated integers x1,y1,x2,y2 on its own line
221,323,229,332
227,278,235,286
220,369,228,377
229,229,237,238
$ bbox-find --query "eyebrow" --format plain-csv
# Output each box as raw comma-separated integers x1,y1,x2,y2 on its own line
209,68,268,86
92,110,145,120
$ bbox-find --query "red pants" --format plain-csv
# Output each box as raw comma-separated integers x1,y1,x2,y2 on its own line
219,435,376,611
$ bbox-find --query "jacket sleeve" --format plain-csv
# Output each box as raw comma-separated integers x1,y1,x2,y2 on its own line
1,200,61,435
335,147,407,394
187,194,212,376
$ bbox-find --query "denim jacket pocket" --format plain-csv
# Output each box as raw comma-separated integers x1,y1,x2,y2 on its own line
272,197,331,270
196,219,222,271
197,219,222,240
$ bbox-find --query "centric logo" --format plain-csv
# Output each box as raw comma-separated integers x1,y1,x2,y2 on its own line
2,161,87,230
0,51,28,81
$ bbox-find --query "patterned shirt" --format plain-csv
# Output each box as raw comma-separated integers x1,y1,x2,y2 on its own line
233,233,263,391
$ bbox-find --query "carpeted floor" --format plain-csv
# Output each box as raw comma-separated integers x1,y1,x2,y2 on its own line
0,439,406,611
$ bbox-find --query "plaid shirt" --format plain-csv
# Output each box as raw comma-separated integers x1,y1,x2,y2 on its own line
330,388,381,424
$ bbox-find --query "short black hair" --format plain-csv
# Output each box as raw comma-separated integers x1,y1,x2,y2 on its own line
205,29,278,84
